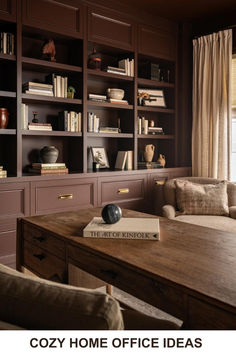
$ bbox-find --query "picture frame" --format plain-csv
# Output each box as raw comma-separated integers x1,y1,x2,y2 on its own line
138,88,166,108
91,147,110,168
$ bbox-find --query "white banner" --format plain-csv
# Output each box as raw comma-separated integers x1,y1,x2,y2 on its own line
0,330,235,354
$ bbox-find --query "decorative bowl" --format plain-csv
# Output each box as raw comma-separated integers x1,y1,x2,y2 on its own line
107,88,124,100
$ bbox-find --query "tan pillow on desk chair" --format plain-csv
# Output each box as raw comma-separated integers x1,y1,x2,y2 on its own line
175,179,229,216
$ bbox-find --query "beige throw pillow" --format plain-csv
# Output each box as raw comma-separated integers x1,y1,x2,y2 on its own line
175,180,229,216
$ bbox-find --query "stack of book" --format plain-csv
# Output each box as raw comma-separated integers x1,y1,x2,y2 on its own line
138,162,162,169
107,98,128,105
46,74,68,98
115,150,133,170
0,166,7,178
58,111,82,132
0,32,14,55
29,163,68,175
148,127,164,135
88,112,100,133
88,93,107,102
138,116,148,135
28,122,52,131
23,82,53,96
105,66,126,76
99,127,119,134
118,58,134,77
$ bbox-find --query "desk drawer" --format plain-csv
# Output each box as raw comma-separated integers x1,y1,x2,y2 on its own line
23,223,65,260
0,182,30,219
23,240,66,283
99,175,147,206
68,244,184,320
31,178,97,215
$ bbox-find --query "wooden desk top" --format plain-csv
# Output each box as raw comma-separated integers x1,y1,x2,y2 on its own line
21,208,236,316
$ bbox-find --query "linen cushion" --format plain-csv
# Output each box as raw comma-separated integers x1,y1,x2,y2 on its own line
0,264,124,330
175,180,229,216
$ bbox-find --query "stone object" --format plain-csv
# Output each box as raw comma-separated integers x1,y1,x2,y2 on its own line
143,144,155,163
102,204,122,224
40,146,59,163
0,108,9,129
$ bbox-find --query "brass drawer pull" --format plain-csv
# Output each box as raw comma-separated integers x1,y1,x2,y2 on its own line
117,188,129,194
155,180,165,185
33,253,45,261
58,194,73,200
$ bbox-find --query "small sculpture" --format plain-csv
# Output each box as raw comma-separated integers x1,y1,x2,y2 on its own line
42,39,56,62
157,154,166,167
102,204,122,224
67,86,76,99
32,111,38,123
143,144,155,163
88,48,101,70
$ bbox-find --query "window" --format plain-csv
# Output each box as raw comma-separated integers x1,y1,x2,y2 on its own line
231,55,236,181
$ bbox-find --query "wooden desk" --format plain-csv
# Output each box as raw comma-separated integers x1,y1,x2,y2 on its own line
17,208,236,329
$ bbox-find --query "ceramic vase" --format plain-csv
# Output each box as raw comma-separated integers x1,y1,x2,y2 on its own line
143,144,155,163
0,108,9,129
40,146,59,163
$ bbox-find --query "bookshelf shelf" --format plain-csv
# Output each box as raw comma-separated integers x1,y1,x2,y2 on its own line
87,100,133,110
21,93,82,105
22,56,83,73
21,130,82,137
137,77,174,88
0,129,16,135
87,68,134,82
137,106,174,113
87,132,133,138
0,53,16,61
138,134,174,139
0,90,16,98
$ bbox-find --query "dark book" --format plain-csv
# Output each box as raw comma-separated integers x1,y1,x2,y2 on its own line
58,111,68,131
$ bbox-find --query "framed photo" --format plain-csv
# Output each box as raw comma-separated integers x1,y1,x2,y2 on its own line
91,147,110,168
138,88,166,108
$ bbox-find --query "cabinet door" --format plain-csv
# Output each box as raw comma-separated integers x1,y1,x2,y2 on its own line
22,0,83,38
98,174,147,212
88,7,135,50
0,0,16,22
0,181,30,266
31,177,97,215
138,24,176,60
148,171,169,215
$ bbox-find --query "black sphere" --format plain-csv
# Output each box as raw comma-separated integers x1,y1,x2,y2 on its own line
102,204,122,224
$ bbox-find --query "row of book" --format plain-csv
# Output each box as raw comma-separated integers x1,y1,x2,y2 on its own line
0,32,14,55
46,74,69,98
88,93,128,105
105,58,134,77
115,150,133,170
138,117,164,135
0,166,7,178
88,112,99,133
58,111,82,132
29,163,68,175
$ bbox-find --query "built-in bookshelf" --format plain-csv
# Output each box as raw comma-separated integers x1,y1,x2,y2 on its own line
0,0,181,178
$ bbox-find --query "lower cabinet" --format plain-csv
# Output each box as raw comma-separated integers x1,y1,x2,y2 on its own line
98,174,148,211
31,177,97,215
0,182,30,267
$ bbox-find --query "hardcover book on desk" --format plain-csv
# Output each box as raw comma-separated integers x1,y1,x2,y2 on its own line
83,217,160,240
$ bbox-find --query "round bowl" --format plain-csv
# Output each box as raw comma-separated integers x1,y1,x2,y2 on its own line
107,88,124,100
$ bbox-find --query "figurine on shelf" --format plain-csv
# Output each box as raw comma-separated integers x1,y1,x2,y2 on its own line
32,111,39,123
41,39,56,62
157,154,166,167
67,86,76,99
88,48,101,70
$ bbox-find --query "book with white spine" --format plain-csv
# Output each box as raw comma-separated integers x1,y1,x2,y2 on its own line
83,217,160,240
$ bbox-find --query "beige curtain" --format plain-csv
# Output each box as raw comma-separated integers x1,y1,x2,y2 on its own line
192,30,232,179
